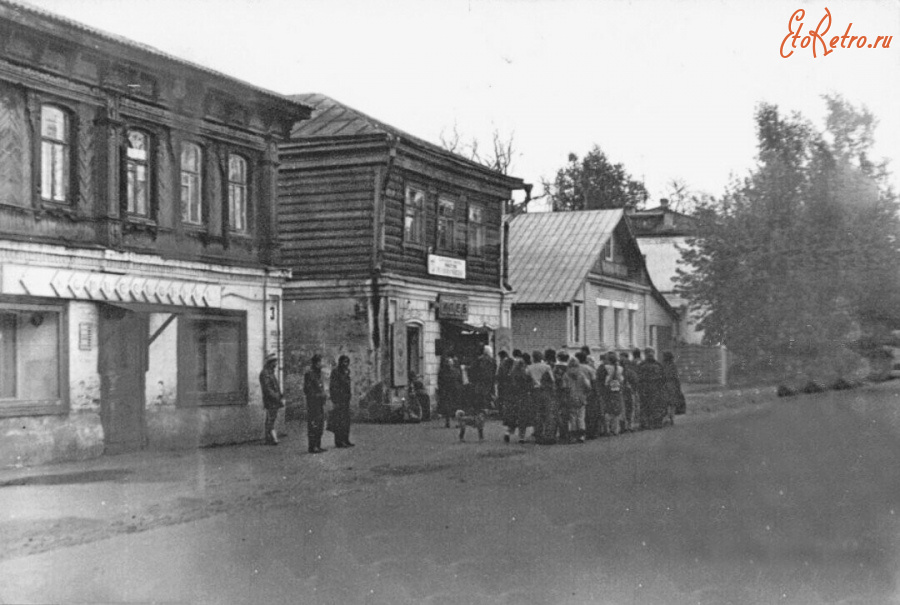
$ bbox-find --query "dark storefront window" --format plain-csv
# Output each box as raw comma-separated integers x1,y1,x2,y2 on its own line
178,313,246,405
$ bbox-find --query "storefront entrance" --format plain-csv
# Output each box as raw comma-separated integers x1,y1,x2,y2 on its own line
99,305,148,453
438,320,491,368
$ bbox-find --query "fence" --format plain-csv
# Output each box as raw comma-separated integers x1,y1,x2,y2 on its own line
673,343,728,385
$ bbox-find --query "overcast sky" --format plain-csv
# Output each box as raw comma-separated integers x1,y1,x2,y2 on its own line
25,0,900,205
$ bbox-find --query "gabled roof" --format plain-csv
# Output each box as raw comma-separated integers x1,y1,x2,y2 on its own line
509,209,623,304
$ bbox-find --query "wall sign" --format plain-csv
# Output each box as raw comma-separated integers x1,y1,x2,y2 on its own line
427,254,466,279
437,294,469,321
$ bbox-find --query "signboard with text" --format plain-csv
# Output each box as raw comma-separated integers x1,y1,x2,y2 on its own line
437,294,469,321
427,254,466,279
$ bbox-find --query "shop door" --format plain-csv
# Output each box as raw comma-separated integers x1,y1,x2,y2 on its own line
99,306,148,453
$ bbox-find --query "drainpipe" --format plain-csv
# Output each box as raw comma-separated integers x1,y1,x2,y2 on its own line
372,135,399,383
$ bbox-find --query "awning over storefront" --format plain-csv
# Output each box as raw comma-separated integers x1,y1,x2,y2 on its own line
441,319,492,335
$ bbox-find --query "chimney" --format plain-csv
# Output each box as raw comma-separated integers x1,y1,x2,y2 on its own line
659,198,669,208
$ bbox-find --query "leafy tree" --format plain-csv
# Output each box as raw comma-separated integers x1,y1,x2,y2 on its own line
543,145,648,211
677,96,900,376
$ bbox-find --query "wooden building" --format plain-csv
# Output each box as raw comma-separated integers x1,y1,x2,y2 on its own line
509,209,678,357
278,94,525,419
0,1,309,466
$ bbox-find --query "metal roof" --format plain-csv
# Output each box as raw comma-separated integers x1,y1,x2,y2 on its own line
0,0,305,106
288,94,526,189
509,209,623,304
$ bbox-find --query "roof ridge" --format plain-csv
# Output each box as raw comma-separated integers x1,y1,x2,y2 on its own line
1,0,300,103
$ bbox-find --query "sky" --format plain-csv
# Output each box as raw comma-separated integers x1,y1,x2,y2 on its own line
24,0,900,207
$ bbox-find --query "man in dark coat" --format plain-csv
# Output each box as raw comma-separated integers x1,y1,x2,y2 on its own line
637,348,667,429
303,354,327,454
437,353,462,428
328,355,354,448
259,352,284,445
470,345,497,414
498,349,518,442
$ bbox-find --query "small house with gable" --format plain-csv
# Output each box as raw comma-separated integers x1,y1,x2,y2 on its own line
508,209,678,358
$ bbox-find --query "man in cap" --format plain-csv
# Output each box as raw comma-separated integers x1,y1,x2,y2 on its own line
259,352,284,445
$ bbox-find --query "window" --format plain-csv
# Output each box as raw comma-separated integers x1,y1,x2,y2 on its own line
571,304,581,343
404,186,425,245
468,204,485,256
178,314,246,406
437,196,456,252
649,325,656,347
181,143,203,225
603,235,614,261
125,130,150,217
228,154,248,232
0,304,63,411
40,105,70,203
598,307,605,344
628,310,635,346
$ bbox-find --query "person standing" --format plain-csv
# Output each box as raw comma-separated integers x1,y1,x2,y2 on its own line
525,351,554,444
631,348,645,428
553,351,572,443
328,355,355,448
259,352,284,445
437,352,462,428
496,350,516,439
603,352,625,435
661,351,687,419
565,357,592,443
637,348,667,429
303,354,327,454
471,345,498,414
620,351,639,432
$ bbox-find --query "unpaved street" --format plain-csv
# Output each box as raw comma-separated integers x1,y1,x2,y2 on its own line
3,384,900,604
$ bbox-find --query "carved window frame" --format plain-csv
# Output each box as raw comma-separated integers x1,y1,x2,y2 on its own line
123,127,154,220
180,141,204,227
226,153,250,235
37,102,77,207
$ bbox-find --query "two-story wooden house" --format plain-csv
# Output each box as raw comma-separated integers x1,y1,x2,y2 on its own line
0,2,309,466
278,94,525,418
509,209,678,357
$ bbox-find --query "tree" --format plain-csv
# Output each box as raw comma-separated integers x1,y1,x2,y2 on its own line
677,96,900,378
663,178,710,214
542,145,648,211
439,124,517,176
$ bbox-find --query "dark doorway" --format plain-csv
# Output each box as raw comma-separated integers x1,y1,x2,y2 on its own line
99,305,148,454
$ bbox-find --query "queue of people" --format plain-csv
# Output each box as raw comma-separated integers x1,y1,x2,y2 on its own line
259,344,686,453
489,345,686,444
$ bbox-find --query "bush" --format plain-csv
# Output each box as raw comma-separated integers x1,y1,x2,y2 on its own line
830,378,854,391
801,381,826,394
777,385,797,397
